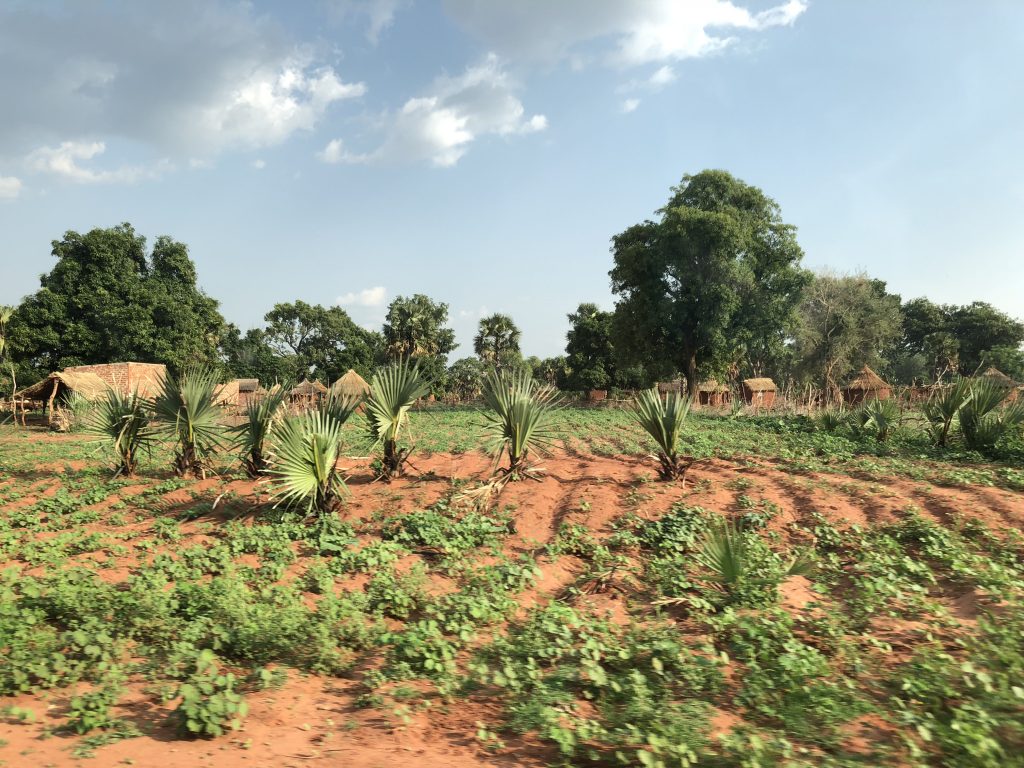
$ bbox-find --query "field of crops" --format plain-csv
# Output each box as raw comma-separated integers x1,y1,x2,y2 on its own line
1,408,1023,767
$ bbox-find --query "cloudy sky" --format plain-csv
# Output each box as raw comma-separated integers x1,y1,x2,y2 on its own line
1,1,1022,357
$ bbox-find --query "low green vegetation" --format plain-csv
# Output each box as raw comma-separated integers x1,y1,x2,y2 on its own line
0,407,1022,765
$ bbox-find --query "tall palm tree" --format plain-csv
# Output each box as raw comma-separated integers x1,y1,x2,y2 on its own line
474,313,521,368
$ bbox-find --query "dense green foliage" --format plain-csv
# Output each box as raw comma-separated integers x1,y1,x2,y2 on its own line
7,224,224,384
610,170,810,395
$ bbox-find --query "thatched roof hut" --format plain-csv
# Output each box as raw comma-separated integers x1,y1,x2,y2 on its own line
19,371,110,404
696,379,730,406
742,377,777,408
289,379,327,405
843,366,891,404
214,379,241,406
63,362,166,397
657,379,684,395
332,369,370,399
979,366,1016,389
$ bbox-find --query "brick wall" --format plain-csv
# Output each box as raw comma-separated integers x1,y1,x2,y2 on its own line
64,362,167,397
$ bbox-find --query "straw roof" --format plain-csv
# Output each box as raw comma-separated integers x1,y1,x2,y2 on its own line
236,378,260,392
290,379,328,397
844,366,889,391
332,369,370,398
697,379,728,393
18,371,110,402
743,377,777,392
979,366,1016,388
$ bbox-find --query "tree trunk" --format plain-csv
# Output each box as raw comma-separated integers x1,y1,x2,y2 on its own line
686,352,698,400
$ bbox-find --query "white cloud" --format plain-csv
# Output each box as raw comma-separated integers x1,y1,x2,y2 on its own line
251,159,266,169
443,1,807,66
0,174,21,199
337,286,387,307
648,65,676,87
27,141,169,184
621,98,641,114
0,2,366,167
321,54,545,167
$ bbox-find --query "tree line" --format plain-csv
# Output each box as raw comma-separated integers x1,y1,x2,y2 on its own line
2,170,1022,400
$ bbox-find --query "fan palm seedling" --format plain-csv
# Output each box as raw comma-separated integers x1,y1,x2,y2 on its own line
86,389,153,477
480,367,561,479
815,406,847,433
152,368,227,478
850,397,900,443
630,387,692,481
232,386,287,478
268,410,347,518
697,518,814,591
960,379,1024,452
365,359,429,479
922,378,972,447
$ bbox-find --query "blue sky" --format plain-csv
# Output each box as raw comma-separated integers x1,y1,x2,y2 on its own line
1,1,1022,358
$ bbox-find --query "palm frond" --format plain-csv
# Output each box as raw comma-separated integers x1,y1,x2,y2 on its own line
630,387,692,480
365,359,429,479
268,410,346,517
152,367,227,478
85,389,153,477
480,367,561,478
922,378,972,447
232,385,287,478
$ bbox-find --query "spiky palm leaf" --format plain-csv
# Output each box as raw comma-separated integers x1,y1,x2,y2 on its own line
630,387,692,481
816,406,847,433
851,397,900,443
960,379,1024,452
268,410,346,517
697,518,814,589
85,389,153,477
365,360,429,479
232,386,287,478
152,368,227,478
480,367,561,478
922,378,972,447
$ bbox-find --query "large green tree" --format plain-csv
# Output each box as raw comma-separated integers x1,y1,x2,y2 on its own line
609,170,809,397
899,298,1024,381
219,324,295,384
9,224,223,379
382,294,457,388
263,300,381,383
474,313,522,369
793,272,903,399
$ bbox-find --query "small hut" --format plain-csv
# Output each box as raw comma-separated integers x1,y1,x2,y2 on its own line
331,369,370,400
657,379,684,395
843,366,891,404
742,378,777,409
289,379,327,407
979,366,1019,402
18,371,111,428
236,379,260,407
696,379,730,407
63,362,166,397
213,379,240,407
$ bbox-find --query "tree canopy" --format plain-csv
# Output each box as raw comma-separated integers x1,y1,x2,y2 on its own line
263,300,382,383
793,272,903,398
474,313,522,369
382,294,457,389
9,224,224,381
609,170,809,396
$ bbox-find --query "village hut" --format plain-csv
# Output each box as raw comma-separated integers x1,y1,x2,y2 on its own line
978,366,1019,402
18,371,110,428
213,379,241,407
63,362,166,397
842,366,891,404
331,369,370,400
657,379,684,395
236,379,260,407
696,379,730,407
742,378,777,409
289,379,328,407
